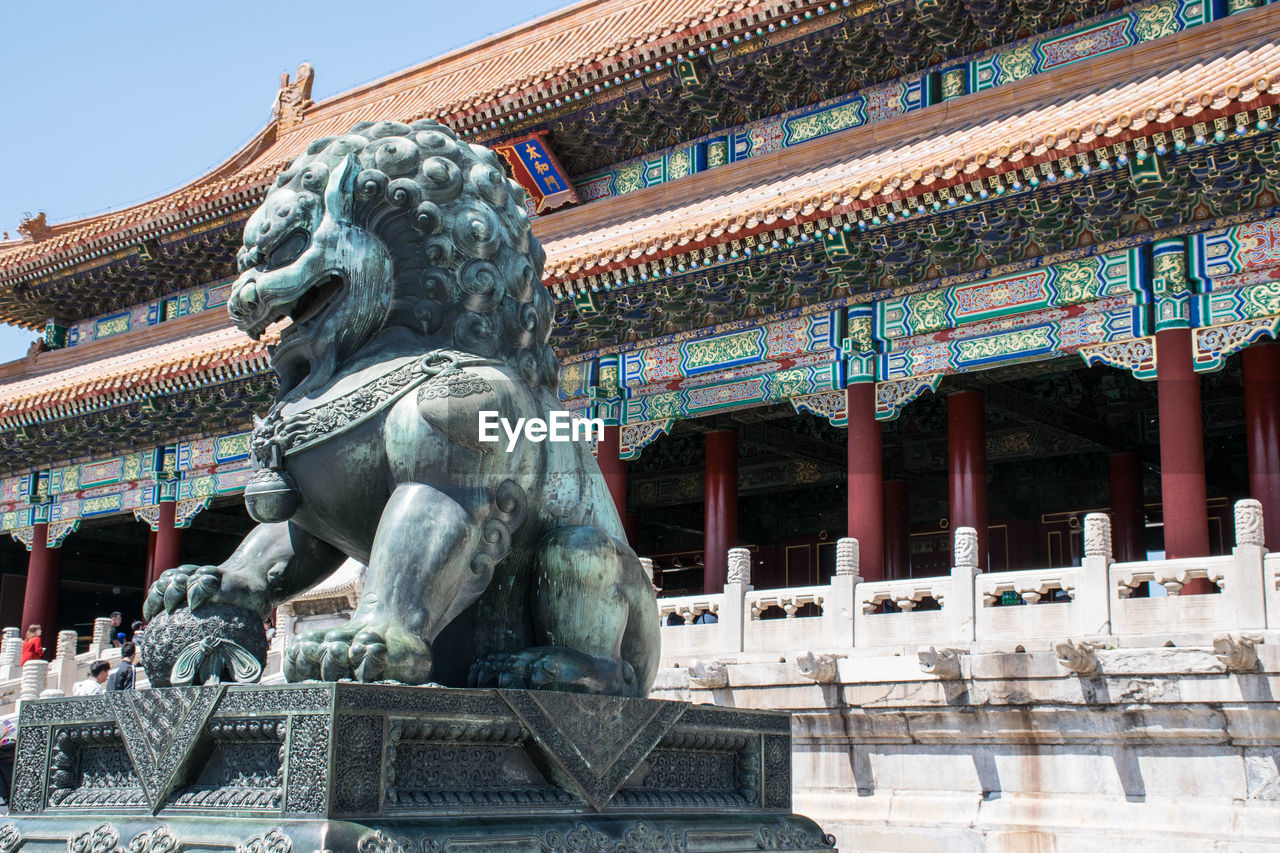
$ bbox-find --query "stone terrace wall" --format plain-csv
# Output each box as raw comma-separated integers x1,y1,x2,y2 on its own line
649,500,1280,851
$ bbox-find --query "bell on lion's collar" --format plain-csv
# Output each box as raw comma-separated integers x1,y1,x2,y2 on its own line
244,466,300,523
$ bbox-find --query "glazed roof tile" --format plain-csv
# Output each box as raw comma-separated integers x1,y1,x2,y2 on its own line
264,0,742,152
6,2,1275,289
535,31,1280,279
0,319,270,426
0,0,788,280
0,157,279,279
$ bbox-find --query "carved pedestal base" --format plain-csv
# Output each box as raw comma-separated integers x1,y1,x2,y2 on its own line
3,684,836,853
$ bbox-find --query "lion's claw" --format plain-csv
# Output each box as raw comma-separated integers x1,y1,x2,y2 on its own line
163,573,188,613
187,566,222,611
142,562,275,621
143,564,204,619
284,626,398,683
320,641,352,681
143,587,164,622
349,631,389,681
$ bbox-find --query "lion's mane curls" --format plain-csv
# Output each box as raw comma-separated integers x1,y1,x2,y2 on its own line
270,119,558,391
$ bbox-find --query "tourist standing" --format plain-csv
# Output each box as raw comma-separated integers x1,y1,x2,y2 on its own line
105,642,137,691
73,661,111,696
19,625,42,664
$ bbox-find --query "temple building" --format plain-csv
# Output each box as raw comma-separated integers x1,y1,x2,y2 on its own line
1,0,1279,637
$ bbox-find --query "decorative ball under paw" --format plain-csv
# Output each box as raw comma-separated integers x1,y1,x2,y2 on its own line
141,604,268,688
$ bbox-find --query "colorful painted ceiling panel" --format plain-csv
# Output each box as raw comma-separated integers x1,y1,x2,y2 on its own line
574,73,929,204
1194,216,1280,285
971,0,1213,92
879,302,1145,381
619,311,836,387
62,279,234,349
571,0,1215,208
875,248,1143,340
0,432,255,536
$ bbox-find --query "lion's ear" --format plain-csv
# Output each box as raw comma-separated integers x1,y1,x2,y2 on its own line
323,153,360,224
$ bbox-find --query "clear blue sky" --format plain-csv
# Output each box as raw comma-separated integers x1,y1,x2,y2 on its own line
0,0,572,362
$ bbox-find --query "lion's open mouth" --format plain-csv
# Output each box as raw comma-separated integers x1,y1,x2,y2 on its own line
245,275,344,341
287,275,343,330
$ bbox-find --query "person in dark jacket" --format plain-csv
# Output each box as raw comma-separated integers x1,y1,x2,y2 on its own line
109,612,122,648
105,642,137,691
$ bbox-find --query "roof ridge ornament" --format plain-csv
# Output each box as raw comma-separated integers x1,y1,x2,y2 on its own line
273,63,314,130
17,212,51,243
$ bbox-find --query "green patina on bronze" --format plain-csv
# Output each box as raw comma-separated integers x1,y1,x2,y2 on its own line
142,120,658,695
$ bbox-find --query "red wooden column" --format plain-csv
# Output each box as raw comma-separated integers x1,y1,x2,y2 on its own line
882,479,909,580
1244,341,1280,550
598,425,628,537
152,500,182,586
1109,452,1146,562
704,430,738,592
847,383,884,582
948,391,987,568
1155,329,1210,585
22,522,61,638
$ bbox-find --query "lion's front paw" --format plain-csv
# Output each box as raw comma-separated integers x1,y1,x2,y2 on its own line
144,563,273,621
285,628,387,682
283,624,430,684
143,565,203,619
469,646,638,696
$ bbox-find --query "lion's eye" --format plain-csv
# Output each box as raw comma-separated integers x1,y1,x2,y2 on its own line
263,231,309,271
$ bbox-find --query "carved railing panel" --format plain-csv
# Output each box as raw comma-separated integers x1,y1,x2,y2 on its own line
852,576,951,650
747,586,826,620
741,586,828,654
658,595,723,626
977,567,1082,645
1109,556,1232,635
656,594,726,662
856,578,949,615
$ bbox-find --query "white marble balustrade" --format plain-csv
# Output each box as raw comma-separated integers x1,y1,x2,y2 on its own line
658,499,1280,667
0,500,1274,711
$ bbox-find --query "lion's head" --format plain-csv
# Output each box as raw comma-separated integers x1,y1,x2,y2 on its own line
228,119,557,398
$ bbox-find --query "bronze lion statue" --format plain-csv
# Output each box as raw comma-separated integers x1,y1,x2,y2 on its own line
143,119,658,696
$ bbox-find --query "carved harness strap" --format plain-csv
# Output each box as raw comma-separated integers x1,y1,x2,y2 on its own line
243,351,496,525
251,350,496,463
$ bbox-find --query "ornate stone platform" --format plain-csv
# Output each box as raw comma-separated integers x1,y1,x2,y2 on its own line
1,684,835,852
